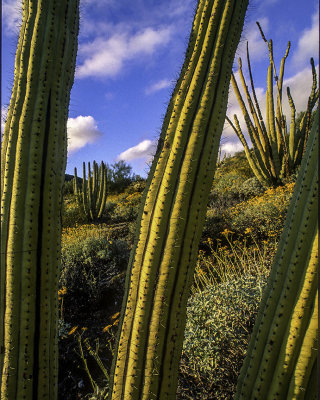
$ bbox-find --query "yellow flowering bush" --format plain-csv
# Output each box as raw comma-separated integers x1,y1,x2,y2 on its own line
228,182,295,239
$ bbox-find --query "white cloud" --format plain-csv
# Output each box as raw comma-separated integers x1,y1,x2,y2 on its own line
292,8,319,68
1,106,9,134
77,27,172,79
145,78,172,95
67,115,102,153
221,141,243,156
3,0,22,36
117,139,156,161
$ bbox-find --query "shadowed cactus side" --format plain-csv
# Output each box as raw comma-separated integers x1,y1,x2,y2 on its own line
234,109,318,399
0,0,79,398
74,161,107,221
108,0,249,399
227,24,318,187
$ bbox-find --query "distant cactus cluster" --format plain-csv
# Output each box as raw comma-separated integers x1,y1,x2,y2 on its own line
227,23,318,187
73,161,107,221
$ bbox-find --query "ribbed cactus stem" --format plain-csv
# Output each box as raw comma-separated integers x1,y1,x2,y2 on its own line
0,0,79,398
235,109,318,400
108,1,249,399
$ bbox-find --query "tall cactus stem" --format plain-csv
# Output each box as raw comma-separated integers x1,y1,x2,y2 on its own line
0,0,79,398
234,109,318,399
108,0,249,399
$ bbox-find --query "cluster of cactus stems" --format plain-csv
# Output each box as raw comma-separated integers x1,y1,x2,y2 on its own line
227,23,319,187
108,0,249,399
235,109,318,399
73,161,107,221
0,0,79,399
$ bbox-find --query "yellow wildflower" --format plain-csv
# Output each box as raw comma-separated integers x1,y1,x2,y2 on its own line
68,326,78,335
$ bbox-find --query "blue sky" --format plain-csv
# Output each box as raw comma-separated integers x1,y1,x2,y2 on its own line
2,0,319,178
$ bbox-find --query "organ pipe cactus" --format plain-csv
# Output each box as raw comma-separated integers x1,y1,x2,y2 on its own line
73,161,107,221
0,0,79,398
108,0,249,399
227,24,318,187
235,109,318,399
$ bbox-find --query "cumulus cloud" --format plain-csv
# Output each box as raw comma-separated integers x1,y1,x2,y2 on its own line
3,0,22,36
145,78,172,95
292,8,319,68
221,141,244,155
1,106,9,134
116,139,156,162
67,116,102,153
77,27,172,79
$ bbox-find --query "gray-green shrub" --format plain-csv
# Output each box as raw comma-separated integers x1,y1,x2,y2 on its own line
178,275,268,399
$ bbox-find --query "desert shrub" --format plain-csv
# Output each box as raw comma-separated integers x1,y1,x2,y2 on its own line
238,177,265,199
60,235,130,317
208,173,247,209
63,180,75,196
192,236,275,293
214,150,253,181
178,275,268,400
229,182,294,240
62,197,88,227
108,191,143,223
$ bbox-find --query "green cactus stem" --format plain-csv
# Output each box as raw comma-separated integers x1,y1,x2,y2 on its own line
227,23,318,187
0,0,79,398
73,160,107,221
234,109,318,400
108,1,249,399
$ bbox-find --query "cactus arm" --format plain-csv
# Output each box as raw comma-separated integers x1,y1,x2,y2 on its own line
287,293,318,400
226,115,269,186
287,87,296,167
97,163,107,219
109,0,249,398
108,0,210,391
0,1,33,372
110,0,213,393
1,0,79,398
92,161,98,217
266,232,318,399
230,73,271,180
87,162,94,220
82,162,90,221
235,109,318,399
238,58,270,158
246,42,268,140
266,61,281,178
95,162,104,217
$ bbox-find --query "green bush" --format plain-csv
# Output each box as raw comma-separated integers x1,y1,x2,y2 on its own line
62,197,88,227
60,236,130,317
238,177,265,199
229,182,294,240
178,275,268,399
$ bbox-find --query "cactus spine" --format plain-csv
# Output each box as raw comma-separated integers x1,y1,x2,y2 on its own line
73,161,107,221
108,1,249,399
227,25,318,187
235,109,318,399
0,0,79,398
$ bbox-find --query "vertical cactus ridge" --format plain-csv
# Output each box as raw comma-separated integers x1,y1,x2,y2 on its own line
234,109,318,400
0,1,79,399
109,1,249,399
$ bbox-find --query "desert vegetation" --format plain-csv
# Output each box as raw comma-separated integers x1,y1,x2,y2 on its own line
57,148,295,399
1,0,317,399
